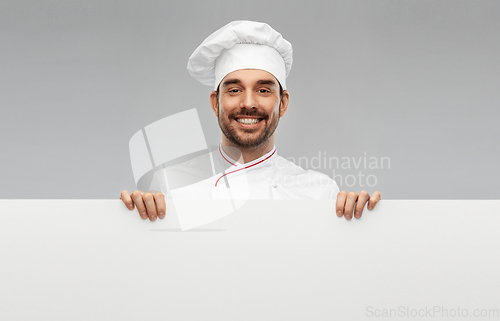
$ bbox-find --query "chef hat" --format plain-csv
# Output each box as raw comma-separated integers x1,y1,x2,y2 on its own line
187,20,293,90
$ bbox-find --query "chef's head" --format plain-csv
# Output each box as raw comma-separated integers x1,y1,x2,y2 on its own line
187,20,292,150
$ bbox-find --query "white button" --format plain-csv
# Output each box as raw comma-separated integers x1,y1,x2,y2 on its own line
271,180,277,188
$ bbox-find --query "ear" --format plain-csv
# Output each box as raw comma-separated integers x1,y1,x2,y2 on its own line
279,90,290,117
210,91,218,117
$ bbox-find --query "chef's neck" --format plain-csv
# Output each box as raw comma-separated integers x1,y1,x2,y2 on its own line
220,136,275,164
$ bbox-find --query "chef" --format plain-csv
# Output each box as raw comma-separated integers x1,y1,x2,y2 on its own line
120,20,381,222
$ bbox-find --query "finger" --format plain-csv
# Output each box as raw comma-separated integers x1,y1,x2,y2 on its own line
336,191,347,217
143,192,158,222
354,190,370,219
131,191,148,219
344,192,358,220
368,191,382,210
153,192,166,219
120,190,135,210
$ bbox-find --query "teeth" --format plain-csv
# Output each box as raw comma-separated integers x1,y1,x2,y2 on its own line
236,118,260,125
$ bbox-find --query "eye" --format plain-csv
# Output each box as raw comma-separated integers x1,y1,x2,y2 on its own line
258,89,271,93
228,89,241,93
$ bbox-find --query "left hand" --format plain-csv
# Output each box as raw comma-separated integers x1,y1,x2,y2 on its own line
336,190,381,220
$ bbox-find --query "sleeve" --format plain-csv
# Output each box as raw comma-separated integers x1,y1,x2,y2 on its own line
149,170,168,194
328,179,340,201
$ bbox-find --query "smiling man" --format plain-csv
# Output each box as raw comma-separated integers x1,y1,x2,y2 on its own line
213,69,285,162
120,20,381,222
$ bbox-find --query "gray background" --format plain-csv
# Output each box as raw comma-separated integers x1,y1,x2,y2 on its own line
1,0,499,199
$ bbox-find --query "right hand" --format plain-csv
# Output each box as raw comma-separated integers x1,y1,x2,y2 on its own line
120,190,166,221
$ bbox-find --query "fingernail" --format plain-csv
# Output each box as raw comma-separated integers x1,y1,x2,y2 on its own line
128,206,133,209
142,212,146,215
355,213,360,219
337,210,342,216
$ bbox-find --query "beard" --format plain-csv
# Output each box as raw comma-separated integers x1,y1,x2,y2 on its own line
218,108,280,150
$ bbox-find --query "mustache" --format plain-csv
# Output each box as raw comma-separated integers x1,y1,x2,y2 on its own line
230,111,268,119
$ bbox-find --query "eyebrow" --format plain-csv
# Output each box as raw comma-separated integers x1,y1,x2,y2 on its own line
221,78,277,88
221,78,241,88
256,79,276,86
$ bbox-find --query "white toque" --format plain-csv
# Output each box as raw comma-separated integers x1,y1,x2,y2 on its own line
187,20,293,90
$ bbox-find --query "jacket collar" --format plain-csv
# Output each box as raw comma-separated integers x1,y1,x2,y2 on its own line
218,143,277,168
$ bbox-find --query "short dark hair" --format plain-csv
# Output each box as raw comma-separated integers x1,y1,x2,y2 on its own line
215,83,284,102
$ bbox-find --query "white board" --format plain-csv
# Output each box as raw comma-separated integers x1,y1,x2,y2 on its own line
0,200,499,320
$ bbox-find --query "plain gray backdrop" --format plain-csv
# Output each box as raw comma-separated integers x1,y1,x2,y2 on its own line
1,0,499,199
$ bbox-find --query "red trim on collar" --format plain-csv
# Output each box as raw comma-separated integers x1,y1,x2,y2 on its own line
215,149,276,187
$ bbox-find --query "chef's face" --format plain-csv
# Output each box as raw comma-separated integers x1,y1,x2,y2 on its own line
210,69,289,150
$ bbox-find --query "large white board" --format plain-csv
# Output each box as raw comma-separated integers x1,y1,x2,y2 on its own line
0,200,499,320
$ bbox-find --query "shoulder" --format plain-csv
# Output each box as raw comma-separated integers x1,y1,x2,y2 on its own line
149,151,215,192
273,155,340,199
274,155,329,179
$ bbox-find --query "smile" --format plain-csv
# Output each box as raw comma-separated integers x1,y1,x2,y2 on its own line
235,118,263,125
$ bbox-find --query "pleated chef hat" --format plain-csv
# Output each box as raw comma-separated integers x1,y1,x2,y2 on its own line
187,20,293,90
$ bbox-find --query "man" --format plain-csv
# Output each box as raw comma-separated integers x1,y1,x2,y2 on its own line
120,20,381,222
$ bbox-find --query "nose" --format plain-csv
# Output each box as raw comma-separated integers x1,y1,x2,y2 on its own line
240,91,257,109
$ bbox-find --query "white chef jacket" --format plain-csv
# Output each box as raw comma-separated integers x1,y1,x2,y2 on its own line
149,144,340,200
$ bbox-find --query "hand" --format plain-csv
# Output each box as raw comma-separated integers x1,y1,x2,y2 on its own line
336,190,381,220
120,190,166,222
